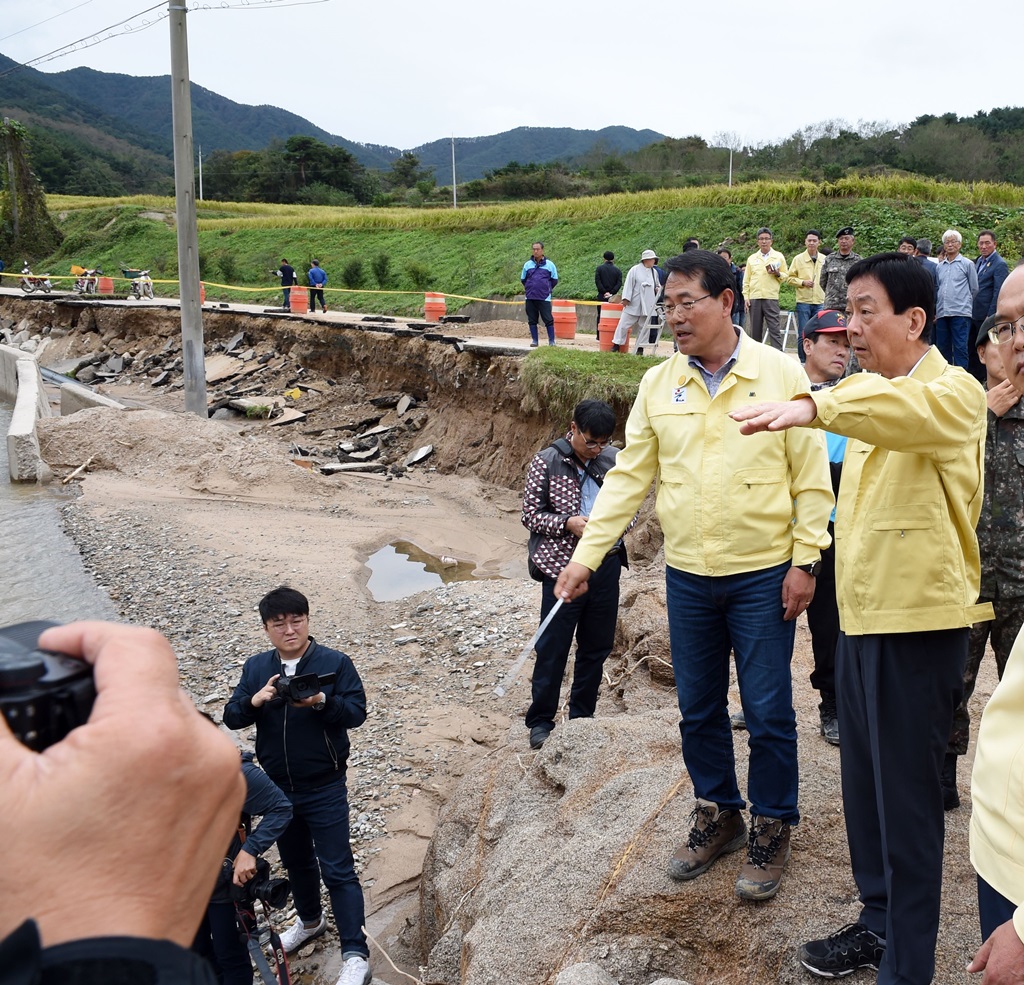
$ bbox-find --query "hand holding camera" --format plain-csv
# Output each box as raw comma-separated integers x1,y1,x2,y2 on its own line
0,621,245,948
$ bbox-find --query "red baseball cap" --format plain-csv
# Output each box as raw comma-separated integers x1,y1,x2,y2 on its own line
802,309,848,342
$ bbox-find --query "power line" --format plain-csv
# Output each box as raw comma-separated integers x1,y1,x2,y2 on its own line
0,0,101,44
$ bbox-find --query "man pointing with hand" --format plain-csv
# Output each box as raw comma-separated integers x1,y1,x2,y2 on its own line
556,249,832,903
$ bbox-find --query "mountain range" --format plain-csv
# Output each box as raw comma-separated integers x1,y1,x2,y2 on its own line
0,52,664,193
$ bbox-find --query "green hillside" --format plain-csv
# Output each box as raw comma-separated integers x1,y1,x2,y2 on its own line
39,178,1024,315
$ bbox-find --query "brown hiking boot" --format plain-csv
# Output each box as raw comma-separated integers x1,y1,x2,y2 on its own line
735,816,791,900
667,799,747,881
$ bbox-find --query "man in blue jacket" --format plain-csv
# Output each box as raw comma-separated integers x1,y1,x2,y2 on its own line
308,259,328,313
521,241,559,347
224,587,371,985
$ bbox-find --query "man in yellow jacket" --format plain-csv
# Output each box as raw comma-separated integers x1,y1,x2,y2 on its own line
555,249,833,903
786,230,826,364
968,264,1024,985
743,227,788,349
732,252,992,985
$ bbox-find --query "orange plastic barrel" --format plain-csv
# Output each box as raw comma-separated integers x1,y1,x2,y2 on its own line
598,303,630,352
97,276,114,294
552,299,577,340
290,286,308,312
200,282,206,304
424,292,446,322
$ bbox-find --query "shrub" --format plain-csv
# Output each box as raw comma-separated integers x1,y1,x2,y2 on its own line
406,260,432,291
341,258,365,289
370,253,391,289
217,250,238,284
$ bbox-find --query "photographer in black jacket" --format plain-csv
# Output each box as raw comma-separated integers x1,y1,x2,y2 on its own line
193,751,293,985
223,588,371,985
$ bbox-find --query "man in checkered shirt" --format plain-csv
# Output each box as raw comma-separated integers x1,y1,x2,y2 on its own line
521,400,628,750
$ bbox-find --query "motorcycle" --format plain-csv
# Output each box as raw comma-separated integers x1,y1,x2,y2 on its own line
20,263,52,294
72,266,102,295
128,270,155,300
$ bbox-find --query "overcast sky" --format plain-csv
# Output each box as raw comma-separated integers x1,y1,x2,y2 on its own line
2,0,1017,151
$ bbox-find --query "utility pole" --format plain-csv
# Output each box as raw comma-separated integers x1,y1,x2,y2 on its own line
3,119,18,241
198,144,203,201
168,2,207,417
451,135,457,209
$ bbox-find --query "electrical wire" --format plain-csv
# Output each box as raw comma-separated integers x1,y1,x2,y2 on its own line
0,0,329,81
0,0,101,44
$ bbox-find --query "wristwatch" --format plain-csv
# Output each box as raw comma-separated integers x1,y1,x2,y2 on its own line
312,698,327,712
794,561,821,577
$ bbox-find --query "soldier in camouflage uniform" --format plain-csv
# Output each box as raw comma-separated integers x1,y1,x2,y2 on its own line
943,313,1024,809
819,227,862,311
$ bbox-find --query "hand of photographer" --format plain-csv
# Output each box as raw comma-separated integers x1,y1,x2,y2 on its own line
0,621,246,949
292,690,325,708
233,849,258,886
250,673,281,709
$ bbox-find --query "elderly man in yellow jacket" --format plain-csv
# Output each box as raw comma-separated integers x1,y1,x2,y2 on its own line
556,249,833,904
968,264,1024,985
732,252,992,985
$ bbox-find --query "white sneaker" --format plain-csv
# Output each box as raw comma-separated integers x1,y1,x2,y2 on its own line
279,913,327,953
336,953,371,985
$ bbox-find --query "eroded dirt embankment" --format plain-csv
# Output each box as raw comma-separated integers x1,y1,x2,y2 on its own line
1,294,562,490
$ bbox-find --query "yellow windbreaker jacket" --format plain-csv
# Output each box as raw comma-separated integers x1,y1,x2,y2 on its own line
970,629,1024,940
573,334,833,576
810,346,993,634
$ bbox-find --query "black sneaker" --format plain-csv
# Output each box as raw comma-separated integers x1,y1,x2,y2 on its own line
529,725,551,749
798,923,886,978
819,694,840,746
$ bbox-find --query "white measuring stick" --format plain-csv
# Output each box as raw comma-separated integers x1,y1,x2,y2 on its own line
493,598,564,696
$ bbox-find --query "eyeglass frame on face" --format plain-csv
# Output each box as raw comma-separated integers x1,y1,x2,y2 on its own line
572,426,612,449
987,317,1024,346
662,294,712,316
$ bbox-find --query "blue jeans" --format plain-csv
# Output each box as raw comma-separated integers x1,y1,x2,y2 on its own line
795,303,822,363
934,315,972,368
666,561,799,822
527,553,621,731
282,287,291,311
277,778,368,958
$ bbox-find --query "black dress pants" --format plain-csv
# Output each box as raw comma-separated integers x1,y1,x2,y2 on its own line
836,628,967,985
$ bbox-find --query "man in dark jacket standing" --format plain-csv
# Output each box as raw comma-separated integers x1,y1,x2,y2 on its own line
521,241,559,347
224,587,371,985
969,230,1009,382
522,400,627,749
594,251,623,328
274,259,297,311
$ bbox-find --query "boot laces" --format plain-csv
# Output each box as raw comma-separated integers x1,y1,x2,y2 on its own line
747,819,784,869
686,803,720,850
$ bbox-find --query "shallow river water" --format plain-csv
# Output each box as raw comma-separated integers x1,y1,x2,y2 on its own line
0,407,117,629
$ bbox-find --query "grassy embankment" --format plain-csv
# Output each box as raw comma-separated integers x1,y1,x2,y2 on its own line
44,176,1024,320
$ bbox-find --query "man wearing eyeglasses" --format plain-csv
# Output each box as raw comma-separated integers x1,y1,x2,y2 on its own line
969,265,1024,985
730,252,992,984
944,286,1024,814
522,400,630,750
556,250,833,902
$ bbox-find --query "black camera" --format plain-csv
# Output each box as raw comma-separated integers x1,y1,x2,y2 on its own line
230,856,290,909
0,621,95,752
274,671,335,702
